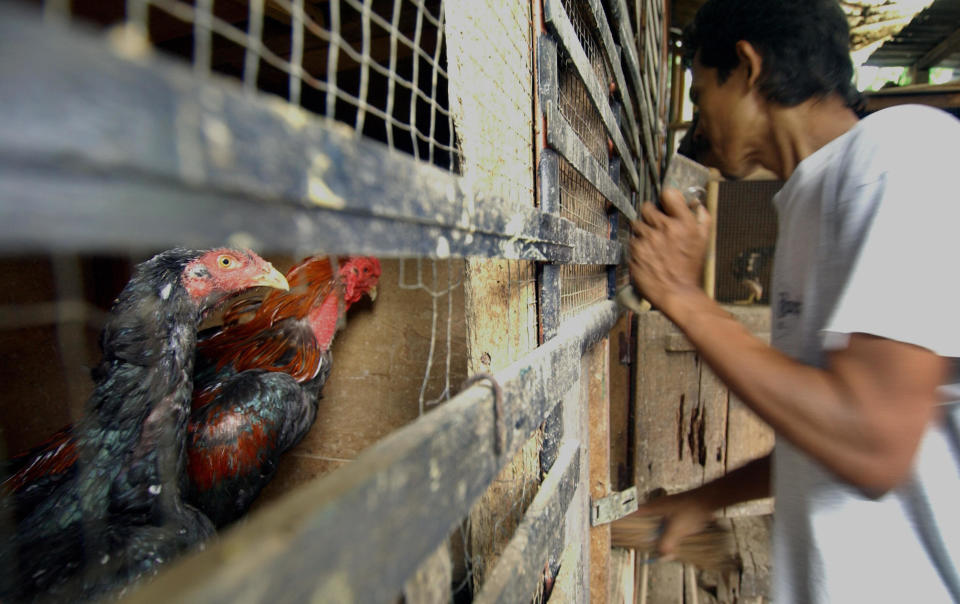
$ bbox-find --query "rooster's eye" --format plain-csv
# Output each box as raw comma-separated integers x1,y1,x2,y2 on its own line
217,255,235,268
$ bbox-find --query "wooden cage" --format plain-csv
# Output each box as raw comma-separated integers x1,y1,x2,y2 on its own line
0,0,685,601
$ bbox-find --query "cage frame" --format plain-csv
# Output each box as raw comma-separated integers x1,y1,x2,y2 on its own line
0,0,669,599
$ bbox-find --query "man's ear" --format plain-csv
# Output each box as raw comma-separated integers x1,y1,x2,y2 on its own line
735,40,764,89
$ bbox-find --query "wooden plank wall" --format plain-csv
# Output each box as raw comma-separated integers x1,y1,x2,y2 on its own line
634,306,774,602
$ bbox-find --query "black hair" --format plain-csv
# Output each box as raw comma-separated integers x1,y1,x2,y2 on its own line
682,0,863,111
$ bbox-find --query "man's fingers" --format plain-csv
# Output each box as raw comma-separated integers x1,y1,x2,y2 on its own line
640,200,665,228
694,202,712,231
659,187,689,217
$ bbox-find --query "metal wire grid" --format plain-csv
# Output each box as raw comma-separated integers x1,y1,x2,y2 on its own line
714,181,780,304
554,0,633,244
506,261,539,361
0,256,107,456
44,0,458,170
557,50,607,170
558,158,609,238
561,0,611,97
559,263,608,320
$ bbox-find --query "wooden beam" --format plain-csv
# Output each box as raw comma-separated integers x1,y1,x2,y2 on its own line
913,24,960,70
865,90,960,112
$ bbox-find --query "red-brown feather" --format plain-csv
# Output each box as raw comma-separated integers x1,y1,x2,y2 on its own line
192,257,339,405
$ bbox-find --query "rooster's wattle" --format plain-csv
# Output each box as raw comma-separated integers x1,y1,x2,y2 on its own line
0,248,289,602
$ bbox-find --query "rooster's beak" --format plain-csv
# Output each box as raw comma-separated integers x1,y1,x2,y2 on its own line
254,264,290,291
367,286,378,302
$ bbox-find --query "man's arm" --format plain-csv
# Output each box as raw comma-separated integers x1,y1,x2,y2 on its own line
630,191,948,497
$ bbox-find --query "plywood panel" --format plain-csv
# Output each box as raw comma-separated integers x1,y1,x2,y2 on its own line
634,306,773,499
634,311,727,497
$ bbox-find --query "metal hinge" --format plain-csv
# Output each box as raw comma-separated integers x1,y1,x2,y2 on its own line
590,486,638,526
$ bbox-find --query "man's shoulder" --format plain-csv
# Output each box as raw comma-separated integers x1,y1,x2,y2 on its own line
833,105,958,182
856,104,960,145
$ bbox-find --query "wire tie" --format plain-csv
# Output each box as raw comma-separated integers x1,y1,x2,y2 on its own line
461,373,505,457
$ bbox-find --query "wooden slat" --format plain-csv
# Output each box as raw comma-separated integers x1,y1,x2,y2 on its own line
125,301,622,603
474,440,582,604
609,547,636,603
698,358,730,486
606,0,660,190
609,314,633,489
547,541,584,602
584,0,642,158
731,515,773,600
544,0,641,192
645,561,684,603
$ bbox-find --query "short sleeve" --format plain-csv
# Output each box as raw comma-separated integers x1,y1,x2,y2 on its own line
822,112,960,357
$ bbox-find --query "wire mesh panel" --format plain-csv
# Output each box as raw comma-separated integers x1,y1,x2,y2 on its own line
559,159,609,238
42,0,458,170
559,264,609,321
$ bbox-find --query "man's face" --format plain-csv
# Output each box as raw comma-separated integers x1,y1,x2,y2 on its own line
689,53,763,180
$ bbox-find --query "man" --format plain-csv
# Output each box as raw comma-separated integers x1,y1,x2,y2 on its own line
626,0,960,601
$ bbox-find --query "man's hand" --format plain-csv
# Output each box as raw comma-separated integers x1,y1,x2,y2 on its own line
628,187,712,313
632,489,718,560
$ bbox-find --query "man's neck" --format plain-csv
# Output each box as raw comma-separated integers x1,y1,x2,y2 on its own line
764,95,859,180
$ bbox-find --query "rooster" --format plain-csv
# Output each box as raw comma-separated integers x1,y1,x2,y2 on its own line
3,257,380,531
0,248,289,602
731,246,774,304
185,255,381,527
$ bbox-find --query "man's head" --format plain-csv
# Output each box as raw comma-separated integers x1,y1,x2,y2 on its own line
683,0,859,109
681,0,861,178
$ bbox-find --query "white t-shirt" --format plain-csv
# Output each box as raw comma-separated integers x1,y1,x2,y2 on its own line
770,104,960,603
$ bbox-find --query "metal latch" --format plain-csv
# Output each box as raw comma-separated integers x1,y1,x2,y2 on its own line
590,486,638,526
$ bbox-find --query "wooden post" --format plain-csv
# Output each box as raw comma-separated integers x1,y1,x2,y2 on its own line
702,169,721,300
587,339,612,603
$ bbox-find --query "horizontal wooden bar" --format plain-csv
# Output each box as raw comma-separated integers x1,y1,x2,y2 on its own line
125,301,621,603
544,0,640,193
474,439,581,604
0,4,618,265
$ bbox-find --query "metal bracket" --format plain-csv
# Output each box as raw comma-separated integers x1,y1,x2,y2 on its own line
590,486,638,526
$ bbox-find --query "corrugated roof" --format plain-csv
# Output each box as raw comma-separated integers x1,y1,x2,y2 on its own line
862,0,960,68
